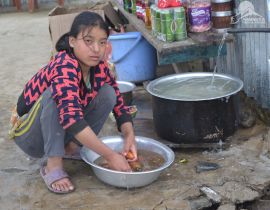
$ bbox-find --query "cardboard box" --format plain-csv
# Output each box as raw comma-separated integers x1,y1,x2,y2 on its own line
48,5,105,53
48,2,136,54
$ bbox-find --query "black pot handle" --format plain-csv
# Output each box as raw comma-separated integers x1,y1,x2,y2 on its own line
227,28,270,33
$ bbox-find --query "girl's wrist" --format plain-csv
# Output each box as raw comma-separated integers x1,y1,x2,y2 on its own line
102,149,117,160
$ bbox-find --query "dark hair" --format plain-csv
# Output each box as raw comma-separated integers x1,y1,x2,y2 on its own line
55,11,109,53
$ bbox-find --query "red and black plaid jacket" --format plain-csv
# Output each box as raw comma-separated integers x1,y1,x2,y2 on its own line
17,50,132,135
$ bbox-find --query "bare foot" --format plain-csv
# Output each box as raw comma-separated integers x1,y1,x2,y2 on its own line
46,157,74,193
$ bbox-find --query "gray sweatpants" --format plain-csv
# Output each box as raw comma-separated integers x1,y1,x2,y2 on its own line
14,84,116,158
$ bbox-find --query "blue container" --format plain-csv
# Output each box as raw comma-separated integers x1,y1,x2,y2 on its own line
108,32,157,82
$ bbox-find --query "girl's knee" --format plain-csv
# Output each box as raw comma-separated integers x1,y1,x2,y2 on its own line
99,84,116,107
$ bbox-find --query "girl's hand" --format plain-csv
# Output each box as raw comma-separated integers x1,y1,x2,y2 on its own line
120,122,137,161
122,135,137,161
105,152,131,172
74,126,132,172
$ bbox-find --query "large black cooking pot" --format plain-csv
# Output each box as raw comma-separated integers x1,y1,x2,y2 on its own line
146,72,243,144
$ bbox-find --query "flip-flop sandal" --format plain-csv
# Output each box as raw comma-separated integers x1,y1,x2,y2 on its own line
40,166,75,194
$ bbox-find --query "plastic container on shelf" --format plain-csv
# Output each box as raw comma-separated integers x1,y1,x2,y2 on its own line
211,0,233,33
108,32,157,82
211,0,232,11
212,10,232,33
151,5,187,42
145,0,152,29
187,0,212,32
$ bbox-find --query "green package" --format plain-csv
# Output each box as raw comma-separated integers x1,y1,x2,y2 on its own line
160,9,174,42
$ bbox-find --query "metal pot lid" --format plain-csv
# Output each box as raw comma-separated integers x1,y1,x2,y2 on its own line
146,72,243,101
211,0,232,3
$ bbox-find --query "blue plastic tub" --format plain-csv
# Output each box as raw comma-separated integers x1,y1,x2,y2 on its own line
108,32,157,82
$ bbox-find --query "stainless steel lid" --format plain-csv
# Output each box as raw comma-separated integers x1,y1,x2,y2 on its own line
211,0,232,3
212,11,232,17
146,72,243,101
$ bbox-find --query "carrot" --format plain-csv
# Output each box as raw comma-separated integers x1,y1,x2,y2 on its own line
126,151,135,160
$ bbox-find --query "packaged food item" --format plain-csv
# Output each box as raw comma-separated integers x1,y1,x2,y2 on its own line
211,0,232,11
158,0,182,8
123,0,136,14
211,0,233,33
155,7,162,39
150,4,157,35
137,0,146,20
160,9,174,42
131,0,137,14
174,7,187,41
187,0,211,32
136,0,143,19
151,6,187,42
123,0,130,11
212,11,232,33
145,0,152,29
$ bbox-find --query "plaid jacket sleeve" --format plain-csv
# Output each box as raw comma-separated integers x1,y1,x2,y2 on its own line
50,59,88,134
101,63,133,130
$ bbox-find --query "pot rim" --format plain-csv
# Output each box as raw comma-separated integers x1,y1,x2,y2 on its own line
146,72,243,101
117,80,136,93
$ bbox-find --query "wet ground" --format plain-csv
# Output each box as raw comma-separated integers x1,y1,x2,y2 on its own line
1,8,270,210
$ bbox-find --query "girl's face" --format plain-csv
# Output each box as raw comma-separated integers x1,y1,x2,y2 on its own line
69,26,108,70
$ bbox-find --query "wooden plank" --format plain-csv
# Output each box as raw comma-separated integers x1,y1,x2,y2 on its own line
116,3,197,54
158,44,227,65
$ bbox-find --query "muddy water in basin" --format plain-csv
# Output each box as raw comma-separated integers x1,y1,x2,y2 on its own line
94,149,165,172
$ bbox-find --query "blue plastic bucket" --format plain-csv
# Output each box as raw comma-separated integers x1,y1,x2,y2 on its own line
108,32,157,82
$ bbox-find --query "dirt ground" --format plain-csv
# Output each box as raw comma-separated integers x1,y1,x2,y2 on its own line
1,8,270,210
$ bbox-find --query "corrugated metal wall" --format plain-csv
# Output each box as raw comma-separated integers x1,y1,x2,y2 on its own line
219,0,270,109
